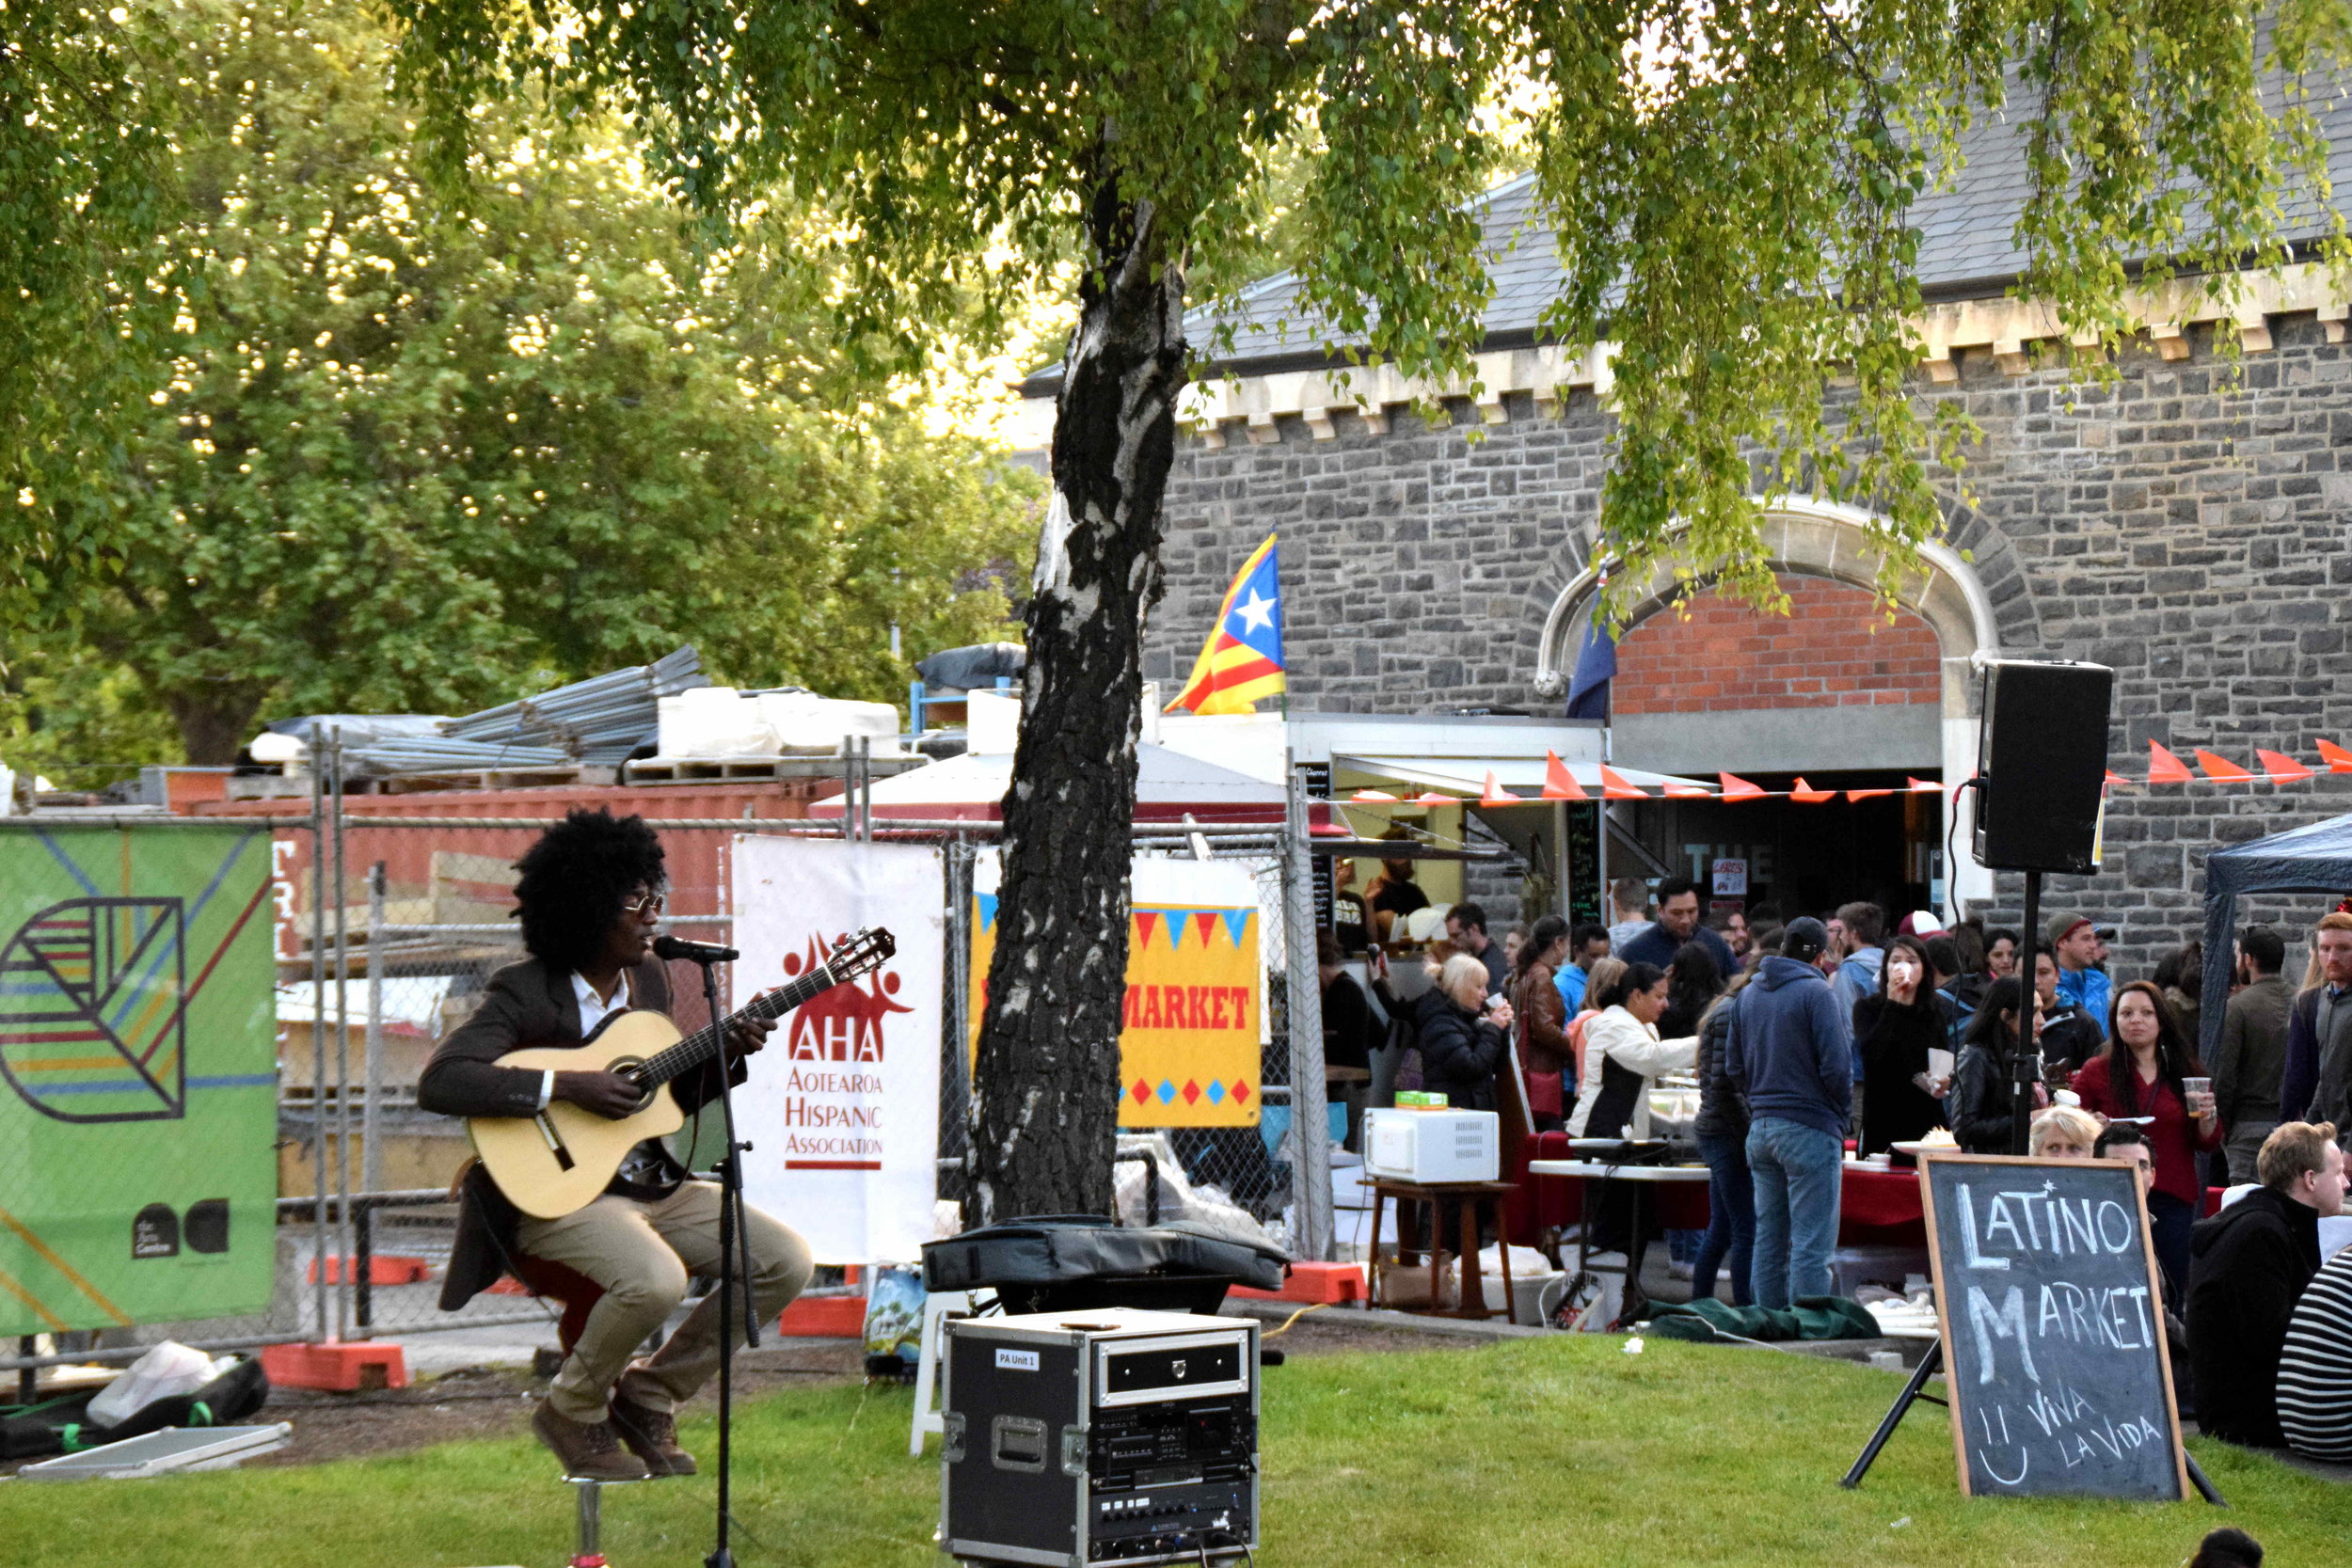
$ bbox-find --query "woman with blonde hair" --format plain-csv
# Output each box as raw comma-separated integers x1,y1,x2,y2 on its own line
1413,952,1514,1111
2028,1104,2104,1159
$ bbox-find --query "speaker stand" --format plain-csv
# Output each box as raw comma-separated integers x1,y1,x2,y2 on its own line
2011,868,2042,1157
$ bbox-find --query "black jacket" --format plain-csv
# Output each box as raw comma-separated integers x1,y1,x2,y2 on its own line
419,955,743,1309
1951,1038,2020,1154
2186,1186,2324,1448
1693,998,1749,1144
1320,972,1377,1072
1415,989,1507,1112
1853,993,1947,1155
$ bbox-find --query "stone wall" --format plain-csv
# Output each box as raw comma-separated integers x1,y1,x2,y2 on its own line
1146,313,2352,980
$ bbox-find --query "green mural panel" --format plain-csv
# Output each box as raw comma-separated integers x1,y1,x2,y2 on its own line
0,826,279,1335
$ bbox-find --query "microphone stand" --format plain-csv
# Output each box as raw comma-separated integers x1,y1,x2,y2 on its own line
679,949,760,1568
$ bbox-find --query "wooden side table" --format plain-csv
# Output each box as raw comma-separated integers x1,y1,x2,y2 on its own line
1366,1179,1521,1323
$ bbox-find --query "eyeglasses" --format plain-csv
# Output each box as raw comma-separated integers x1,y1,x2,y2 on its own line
623,891,666,917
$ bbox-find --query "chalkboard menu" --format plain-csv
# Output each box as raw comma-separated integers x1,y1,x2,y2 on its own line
1564,800,1601,927
1920,1154,2188,1500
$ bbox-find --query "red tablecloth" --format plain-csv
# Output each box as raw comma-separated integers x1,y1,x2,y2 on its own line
1838,1164,1926,1245
1509,1135,1931,1247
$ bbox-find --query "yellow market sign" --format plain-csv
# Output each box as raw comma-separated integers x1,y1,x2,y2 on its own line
970,896,1261,1128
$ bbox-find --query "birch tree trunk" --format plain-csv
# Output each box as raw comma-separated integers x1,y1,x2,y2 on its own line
966,176,1187,1226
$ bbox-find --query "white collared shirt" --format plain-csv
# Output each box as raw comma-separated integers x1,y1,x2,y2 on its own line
572,970,632,1037
532,971,633,1111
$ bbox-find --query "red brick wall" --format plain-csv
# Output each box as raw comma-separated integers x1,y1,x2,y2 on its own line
1613,574,1941,715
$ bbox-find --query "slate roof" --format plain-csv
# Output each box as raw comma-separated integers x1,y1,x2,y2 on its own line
1023,74,2352,389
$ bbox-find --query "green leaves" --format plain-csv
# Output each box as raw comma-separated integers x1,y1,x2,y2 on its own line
16,0,1037,766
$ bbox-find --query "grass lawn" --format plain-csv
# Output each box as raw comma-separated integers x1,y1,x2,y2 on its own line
8,1334,2345,1567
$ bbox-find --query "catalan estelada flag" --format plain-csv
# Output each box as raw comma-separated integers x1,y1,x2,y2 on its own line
1166,533,1284,715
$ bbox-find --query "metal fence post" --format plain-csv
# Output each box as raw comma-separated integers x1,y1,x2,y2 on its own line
940,838,974,1188
362,861,387,1201
329,732,354,1341
1282,763,1333,1261
307,745,331,1345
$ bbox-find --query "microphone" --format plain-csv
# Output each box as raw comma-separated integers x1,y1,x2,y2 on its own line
653,934,739,964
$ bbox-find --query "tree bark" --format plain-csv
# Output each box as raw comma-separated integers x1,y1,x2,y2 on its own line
164,687,268,765
966,174,1188,1227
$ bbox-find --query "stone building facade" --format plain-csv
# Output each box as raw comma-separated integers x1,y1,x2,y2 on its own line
1123,309,2352,977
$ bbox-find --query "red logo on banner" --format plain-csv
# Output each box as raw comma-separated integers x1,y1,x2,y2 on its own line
781,934,913,1064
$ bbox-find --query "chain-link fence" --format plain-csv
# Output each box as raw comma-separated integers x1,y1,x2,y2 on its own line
3,781,1329,1374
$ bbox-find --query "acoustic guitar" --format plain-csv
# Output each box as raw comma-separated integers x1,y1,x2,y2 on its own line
469,927,896,1218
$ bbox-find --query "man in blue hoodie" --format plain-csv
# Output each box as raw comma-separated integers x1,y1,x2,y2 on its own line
1724,915,1854,1308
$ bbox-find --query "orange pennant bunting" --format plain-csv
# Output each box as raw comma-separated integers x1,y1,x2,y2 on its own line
1599,765,1648,800
2146,741,2194,785
1847,788,1895,801
2195,749,2255,784
2257,748,2315,784
1906,777,1941,794
2319,739,2352,775
1719,771,1766,801
1480,770,1518,808
1790,777,1836,803
1542,750,1591,801
1414,792,1456,807
1350,788,1400,801
1664,784,1714,799
2105,770,2131,787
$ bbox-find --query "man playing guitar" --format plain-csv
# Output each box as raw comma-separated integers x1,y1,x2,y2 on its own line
420,807,813,1481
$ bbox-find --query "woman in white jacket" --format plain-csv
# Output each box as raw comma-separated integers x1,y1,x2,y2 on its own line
1566,961,1700,1139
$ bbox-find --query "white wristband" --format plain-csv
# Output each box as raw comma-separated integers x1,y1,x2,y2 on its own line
537,1069,554,1112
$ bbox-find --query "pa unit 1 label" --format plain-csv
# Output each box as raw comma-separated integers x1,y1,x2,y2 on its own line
995,1348,1040,1371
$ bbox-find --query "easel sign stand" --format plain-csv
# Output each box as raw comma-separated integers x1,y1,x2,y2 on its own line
1842,1151,2221,1505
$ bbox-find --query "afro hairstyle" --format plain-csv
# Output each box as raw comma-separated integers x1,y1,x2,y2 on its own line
512,807,667,973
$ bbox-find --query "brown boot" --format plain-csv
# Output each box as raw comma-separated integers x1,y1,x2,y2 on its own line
532,1398,651,1481
609,1388,697,1477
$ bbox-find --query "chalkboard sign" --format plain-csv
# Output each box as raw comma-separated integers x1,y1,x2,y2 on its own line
1919,1153,2188,1500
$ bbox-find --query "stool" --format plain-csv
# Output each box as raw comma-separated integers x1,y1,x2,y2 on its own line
909,1290,985,1456
568,1475,645,1568
1366,1180,1520,1323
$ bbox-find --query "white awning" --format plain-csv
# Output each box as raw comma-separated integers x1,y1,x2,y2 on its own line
1332,755,1706,798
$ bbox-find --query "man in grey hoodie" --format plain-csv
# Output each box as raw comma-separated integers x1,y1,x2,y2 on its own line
1724,916,1854,1308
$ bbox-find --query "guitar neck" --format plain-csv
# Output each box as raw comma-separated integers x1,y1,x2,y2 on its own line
636,959,841,1086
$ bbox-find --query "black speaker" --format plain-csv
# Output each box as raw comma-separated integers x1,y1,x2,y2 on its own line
1972,659,2115,875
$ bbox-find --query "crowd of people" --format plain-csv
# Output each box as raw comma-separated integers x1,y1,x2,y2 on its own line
1319,869,2352,1463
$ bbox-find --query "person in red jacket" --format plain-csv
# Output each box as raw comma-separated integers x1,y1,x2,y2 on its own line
2072,980,2220,1292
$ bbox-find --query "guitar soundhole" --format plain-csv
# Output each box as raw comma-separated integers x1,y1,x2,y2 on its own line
611,1059,654,1112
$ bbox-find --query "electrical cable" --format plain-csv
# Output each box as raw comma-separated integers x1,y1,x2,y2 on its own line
1260,1302,1329,1338
1945,776,1980,925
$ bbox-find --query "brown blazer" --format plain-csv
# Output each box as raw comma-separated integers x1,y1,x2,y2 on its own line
419,955,743,1308
1512,961,1572,1076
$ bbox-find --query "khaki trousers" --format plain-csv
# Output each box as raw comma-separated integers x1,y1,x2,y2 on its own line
516,1181,812,1424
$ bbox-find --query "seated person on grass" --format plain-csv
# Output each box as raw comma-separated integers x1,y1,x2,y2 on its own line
2277,1235,2352,1464
2185,1121,2348,1448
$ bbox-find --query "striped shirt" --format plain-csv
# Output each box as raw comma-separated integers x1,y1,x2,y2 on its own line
2278,1246,2352,1463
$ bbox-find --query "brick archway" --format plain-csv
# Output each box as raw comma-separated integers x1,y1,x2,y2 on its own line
1613,574,1944,717
1532,496,2004,911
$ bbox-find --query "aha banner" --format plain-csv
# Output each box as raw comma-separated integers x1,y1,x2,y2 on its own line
969,855,1263,1129
729,836,941,1264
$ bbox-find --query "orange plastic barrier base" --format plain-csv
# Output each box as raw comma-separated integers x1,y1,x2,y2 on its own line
776,1293,868,1338
1226,1261,1368,1305
306,1255,432,1286
262,1340,409,1392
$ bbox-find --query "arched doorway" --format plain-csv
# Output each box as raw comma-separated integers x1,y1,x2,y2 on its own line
1532,497,2003,915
